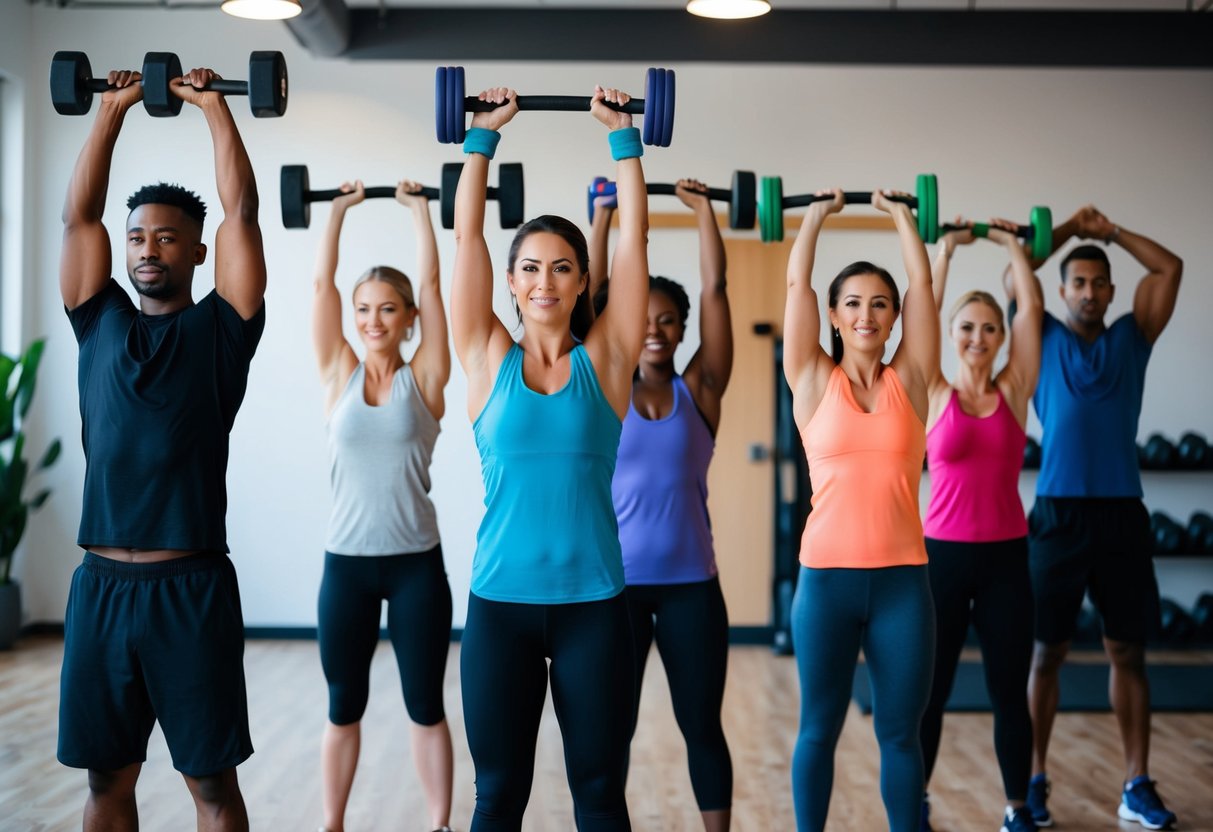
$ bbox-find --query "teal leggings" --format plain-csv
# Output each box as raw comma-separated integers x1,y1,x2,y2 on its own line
791,565,934,832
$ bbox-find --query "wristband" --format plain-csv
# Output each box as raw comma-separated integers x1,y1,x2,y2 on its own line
608,127,644,161
463,127,501,160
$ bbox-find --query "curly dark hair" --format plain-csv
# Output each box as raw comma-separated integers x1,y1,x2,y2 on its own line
593,275,691,328
126,182,207,228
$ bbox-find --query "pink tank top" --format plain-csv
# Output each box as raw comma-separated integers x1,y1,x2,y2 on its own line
923,389,1028,542
799,365,928,569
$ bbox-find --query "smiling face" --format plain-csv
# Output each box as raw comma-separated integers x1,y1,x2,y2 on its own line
950,298,1005,372
506,231,588,329
639,289,685,368
353,278,416,351
125,203,205,302
828,272,900,356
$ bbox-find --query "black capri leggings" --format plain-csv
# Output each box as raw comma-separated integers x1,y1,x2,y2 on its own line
317,544,452,726
626,577,732,812
920,537,1033,802
460,591,634,832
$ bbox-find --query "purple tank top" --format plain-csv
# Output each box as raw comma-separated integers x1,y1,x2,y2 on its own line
923,389,1028,542
613,375,718,584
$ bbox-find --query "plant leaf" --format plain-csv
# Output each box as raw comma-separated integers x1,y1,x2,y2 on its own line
38,439,62,471
29,489,51,509
15,339,46,423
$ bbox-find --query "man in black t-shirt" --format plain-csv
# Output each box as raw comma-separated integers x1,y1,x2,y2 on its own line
56,64,266,831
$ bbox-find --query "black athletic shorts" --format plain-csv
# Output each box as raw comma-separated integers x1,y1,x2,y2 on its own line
57,551,253,777
1028,497,1159,645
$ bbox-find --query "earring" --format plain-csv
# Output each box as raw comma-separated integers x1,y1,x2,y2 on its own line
405,325,415,341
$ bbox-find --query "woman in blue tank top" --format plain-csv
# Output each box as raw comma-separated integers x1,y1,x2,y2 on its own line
589,180,735,831
310,181,454,832
451,84,650,831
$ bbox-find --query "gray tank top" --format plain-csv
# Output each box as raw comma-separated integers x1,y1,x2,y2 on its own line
325,362,441,555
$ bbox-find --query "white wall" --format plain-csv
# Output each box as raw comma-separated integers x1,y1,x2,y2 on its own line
10,6,1213,627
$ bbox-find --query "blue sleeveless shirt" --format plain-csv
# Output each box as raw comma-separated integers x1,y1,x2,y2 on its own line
471,343,624,603
614,375,718,585
1033,312,1151,498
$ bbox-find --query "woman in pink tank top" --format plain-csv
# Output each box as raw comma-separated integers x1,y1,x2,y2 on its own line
782,188,940,832
919,221,1044,832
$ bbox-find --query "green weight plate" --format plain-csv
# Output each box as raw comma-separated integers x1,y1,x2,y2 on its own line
759,176,774,243
770,176,785,243
1029,205,1053,260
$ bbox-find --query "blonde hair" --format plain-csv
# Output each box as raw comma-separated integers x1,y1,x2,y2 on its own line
948,290,1005,331
352,266,415,309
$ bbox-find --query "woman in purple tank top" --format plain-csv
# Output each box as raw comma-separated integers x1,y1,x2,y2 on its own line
590,179,735,831
919,219,1044,832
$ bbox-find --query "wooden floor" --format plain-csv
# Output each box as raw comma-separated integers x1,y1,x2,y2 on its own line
2,636,1211,831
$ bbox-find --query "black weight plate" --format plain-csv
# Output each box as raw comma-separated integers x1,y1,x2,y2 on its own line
280,165,310,229
440,162,462,230
496,163,525,229
249,51,287,117
51,51,92,116
142,51,183,117
730,170,756,230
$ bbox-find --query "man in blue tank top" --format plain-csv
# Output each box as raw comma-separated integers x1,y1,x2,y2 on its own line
1007,206,1182,830
55,64,266,830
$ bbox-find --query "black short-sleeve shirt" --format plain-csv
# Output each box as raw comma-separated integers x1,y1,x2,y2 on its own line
67,279,265,551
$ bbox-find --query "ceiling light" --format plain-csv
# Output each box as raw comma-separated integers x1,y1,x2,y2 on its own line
686,0,771,20
221,0,302,21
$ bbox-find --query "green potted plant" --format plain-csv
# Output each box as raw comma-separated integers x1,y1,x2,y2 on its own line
0,338,60,649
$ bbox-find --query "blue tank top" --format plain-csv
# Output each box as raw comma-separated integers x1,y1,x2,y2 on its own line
472,342,624,603
1034,312,1151,497
614,375,717,584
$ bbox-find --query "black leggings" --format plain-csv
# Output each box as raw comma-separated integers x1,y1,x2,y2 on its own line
460,591,634,832
920,537,1033,801
317,545,452,726
626,577,732,812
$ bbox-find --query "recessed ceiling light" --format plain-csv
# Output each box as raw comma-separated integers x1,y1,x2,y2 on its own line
686,0,772,20
221,0,302,21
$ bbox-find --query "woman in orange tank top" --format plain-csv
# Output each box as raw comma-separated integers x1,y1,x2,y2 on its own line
782,188,940,832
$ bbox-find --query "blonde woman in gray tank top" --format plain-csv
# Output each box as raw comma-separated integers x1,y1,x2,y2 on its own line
312,180,454,832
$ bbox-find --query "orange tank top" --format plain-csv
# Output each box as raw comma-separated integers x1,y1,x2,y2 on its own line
798,364,928,569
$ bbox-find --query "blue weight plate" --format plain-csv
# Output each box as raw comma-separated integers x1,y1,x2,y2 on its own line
435,67,448,143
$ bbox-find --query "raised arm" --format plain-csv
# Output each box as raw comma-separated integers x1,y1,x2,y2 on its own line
783,190,842,429
1107,219,1183,345
311,182,361,402
584,86,650,418
173,67,265,320
931,219,975,312
880,190,937,419
398,180,450,420
60,69,143,310
989,221,1043,419
679,179,733,425
587,193,616,320
451,87,517,419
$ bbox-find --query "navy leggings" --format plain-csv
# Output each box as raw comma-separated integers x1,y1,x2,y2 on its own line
317,545,452,726
920,537,1033,802
791,565,935,832
461,591,634,832
626,577,732,812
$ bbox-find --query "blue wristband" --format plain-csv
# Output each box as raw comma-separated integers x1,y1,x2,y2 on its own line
608,127,644,161
463,127,501,160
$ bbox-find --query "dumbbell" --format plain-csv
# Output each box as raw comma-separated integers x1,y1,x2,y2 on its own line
586,172,756,230
280,163,525,232
51,50,288,118
434,66,676,147
1176,431,1210,469
1140,433,1176,470
940,209,1054,261
1192,593,1213,643
1150,511,1184,555
1158,597,1195,645
1186,511,1213,554
1023,435,1042,470
757,174,938,244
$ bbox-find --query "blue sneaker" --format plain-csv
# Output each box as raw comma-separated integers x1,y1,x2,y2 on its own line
1000,805,1038,832
1118,776,1177,830
920,794,933,832
1026,774,1053,827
